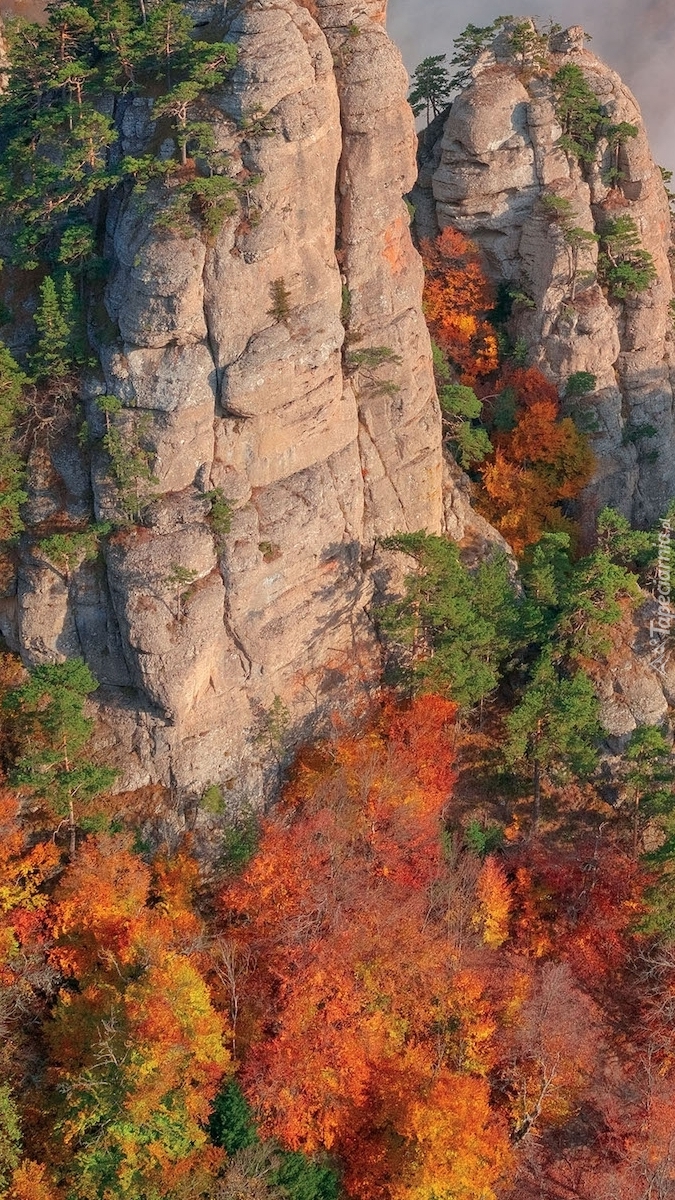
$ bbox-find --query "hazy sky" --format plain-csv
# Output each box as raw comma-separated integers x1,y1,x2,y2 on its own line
387,0,675,174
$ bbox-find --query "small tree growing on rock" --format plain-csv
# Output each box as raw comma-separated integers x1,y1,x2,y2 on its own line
438,382,493,468
540,193,598,299
552,64,603,164
507,20,549,71
598,216,657,300
267,278,292,325
103,413,158,524
164,564,198,620
448,18,510,90
408,54,453,123
602,120,639,186
4,660,117,857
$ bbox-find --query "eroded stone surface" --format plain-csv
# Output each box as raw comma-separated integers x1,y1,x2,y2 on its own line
6,0,444,801
425,26,675,532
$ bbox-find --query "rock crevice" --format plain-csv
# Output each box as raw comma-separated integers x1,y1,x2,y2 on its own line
420,24,675,533
3,0,446,799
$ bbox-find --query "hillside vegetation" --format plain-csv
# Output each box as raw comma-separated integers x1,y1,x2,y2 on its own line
2,10,675,1200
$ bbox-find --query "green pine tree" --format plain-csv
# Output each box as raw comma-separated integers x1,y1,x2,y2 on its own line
552,63,603,164
29,275,74,382
621,725,675,858
0,1086,21,1192
505,650,601,826
449,18,511,91
378,533,518,711
595,506,656,575
4,659,117,857
408,54,453,124
598,215,657,299
438,383,493,468
0,344,28,542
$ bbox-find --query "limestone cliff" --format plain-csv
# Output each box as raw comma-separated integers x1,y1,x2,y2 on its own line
6,13,675,804
0,0,451,801
415,21,675,536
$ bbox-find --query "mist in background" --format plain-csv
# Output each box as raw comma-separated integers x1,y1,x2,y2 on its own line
387,0,675,174
0,0,672,171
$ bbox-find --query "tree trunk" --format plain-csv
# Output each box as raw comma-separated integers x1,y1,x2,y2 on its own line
632,789,640,860
64,735,76,859
69,796,76,859
533,759,541,831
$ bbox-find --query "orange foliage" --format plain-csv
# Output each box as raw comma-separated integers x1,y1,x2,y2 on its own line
8,1161,57,1200
474,856,512,949
421,227,499,382
0,789,59,1087
393,1073,511,1200
0,791,60,924
509,838,647,1005
480,366,594,554
220,696,513,1199
40,833,230,1193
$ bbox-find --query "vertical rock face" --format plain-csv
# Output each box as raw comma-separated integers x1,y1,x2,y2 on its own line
316,0,442,540
3,0,444,799
422,23,675,533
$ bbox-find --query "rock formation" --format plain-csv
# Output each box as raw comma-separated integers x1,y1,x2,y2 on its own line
0,0,454,801
4,12,675,803
416,20,675,536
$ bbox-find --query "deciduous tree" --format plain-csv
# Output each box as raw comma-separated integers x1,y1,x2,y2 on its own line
220,697,514,1199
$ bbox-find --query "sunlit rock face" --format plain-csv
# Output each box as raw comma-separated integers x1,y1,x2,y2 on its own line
2,0,450,802
417,21,675,538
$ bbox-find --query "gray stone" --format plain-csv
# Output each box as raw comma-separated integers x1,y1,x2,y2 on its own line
426,28,675,525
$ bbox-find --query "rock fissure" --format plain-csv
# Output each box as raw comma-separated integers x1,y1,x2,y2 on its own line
0,0,439,800
14,12,671,808
425,31,675,536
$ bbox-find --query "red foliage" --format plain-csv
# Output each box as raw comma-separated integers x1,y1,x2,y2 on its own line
220,696,514,1199
420,227,499,382
480,366,594,553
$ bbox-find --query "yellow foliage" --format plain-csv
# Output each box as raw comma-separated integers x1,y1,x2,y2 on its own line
473,856,511,949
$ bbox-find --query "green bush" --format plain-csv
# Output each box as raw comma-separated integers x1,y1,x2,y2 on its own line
552,64,603,164
598,216,657,300
565,371,596,398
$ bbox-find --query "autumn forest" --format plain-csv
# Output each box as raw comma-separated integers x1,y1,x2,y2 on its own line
2,4,675,1199
0,214,673,1199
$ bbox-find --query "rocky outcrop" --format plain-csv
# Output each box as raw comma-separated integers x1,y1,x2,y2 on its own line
420,21,675,534
590,597,675,750
1,0,446,801
9,13,672,803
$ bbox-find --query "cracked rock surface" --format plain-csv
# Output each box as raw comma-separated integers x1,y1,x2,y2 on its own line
2,0,446,802
417,23,675,536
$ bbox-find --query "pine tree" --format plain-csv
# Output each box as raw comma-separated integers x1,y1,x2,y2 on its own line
0,345,27,542
4,660,117,857
621,726,675,858
140,0,193,85
449,18,510,91
596,506,656,575
505,651,601,826
408,54,453,124
438,382,493,468
378,533,518,710
103,414,158,523
552,64,603,164
507,19,549,69
0,1086,21,1192
0,0,238,261
598,216,657,299
29,276,72,382
602,120,638,185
